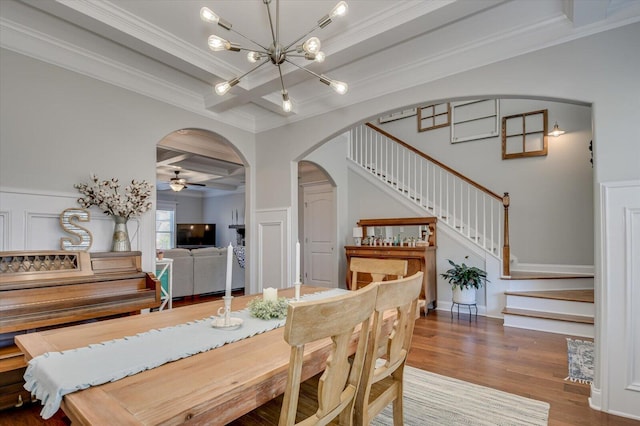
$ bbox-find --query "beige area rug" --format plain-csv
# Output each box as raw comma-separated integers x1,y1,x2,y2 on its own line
372,366,550,426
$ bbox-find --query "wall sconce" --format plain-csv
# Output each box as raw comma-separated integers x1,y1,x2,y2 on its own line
353,227,363,246
548,121,565,137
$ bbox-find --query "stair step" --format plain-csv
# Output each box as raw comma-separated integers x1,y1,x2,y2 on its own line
502,307,594,324
504,289,594,303
506,271,594,280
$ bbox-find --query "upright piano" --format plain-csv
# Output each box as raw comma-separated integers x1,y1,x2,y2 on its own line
0,250,160,410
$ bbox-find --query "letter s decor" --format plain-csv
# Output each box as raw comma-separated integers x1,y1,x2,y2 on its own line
60,208,93,251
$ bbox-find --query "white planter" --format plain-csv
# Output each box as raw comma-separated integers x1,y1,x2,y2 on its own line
453,286,477,304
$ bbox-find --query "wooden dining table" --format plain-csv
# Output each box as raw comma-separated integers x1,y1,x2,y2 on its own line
15,286,351,425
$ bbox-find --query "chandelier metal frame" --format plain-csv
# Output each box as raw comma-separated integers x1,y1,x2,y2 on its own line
200,0,349,113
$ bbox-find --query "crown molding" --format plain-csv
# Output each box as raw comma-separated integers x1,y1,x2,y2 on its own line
56,0,242,79
0,17,257,133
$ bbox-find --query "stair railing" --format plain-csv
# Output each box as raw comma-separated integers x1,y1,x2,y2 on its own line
349,123,511,276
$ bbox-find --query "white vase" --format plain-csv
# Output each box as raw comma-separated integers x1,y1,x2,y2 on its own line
453,286,476,304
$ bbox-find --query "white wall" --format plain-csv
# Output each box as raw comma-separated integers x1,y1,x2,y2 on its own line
157,191,204,225
203,192,245,247
378,99,594,266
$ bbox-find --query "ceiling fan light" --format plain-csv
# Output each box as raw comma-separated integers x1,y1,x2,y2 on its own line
169,182,185,192
330,1,348,18
302,37,321,54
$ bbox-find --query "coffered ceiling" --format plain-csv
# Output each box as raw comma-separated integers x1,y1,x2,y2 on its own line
4,0,639,134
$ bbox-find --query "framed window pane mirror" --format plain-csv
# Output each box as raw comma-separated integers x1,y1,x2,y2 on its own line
502,109,548,159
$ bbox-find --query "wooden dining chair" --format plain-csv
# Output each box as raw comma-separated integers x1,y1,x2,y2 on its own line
230,284,378,426
349,258,408,290
353,271,423,426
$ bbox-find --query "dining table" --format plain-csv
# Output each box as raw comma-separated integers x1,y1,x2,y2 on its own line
15,286,357,425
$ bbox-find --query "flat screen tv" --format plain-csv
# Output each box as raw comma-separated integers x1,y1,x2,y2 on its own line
176,224,216,247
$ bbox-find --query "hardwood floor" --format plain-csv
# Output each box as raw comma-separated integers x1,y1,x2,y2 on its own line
2,295,638,425
408,310,638,426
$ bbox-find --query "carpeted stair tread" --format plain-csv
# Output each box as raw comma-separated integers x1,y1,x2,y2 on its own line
505,289,594,303
502,307,594,324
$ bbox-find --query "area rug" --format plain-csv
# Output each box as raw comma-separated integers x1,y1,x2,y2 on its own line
372,366,550,426
565,338,594,384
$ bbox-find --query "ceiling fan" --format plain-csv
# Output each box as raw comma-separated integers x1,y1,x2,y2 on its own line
169,170,206,192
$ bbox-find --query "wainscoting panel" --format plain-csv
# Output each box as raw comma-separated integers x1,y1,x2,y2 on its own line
0,190,141,252
255,208,290,291
600,180,640,419
0,211,8,251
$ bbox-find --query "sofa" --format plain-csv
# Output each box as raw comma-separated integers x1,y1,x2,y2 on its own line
162,247,244,298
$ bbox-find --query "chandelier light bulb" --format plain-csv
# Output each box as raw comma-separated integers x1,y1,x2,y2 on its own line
200,7,219,24
302,37,321,54
215,81,232,96
330,79,348,94
247,51,261,63
208,35,230,51
315,51,326,63
282,91,292,112
330,1,348,18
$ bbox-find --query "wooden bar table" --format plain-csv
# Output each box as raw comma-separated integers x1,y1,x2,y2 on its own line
15,287,340,425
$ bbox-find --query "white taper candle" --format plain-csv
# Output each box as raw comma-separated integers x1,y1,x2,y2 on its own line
225,242,233,297
295,240,301,283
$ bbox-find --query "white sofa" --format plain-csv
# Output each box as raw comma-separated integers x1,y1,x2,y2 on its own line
163,247,244,298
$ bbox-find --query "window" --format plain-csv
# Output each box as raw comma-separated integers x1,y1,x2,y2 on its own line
156,202,176,249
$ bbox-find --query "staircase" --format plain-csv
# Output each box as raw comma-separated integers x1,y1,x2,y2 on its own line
348,123,595,336
349,123,509,274
502,273,594,337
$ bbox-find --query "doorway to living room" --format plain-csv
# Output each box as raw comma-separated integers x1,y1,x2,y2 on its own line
155,128,248,292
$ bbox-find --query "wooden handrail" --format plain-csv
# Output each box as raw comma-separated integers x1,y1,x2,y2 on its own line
364,122,511,276
366,122,503,201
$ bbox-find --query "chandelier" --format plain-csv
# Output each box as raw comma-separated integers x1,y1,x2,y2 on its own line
200,0,349,113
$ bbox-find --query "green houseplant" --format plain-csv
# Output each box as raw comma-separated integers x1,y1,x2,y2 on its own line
440,256,489,304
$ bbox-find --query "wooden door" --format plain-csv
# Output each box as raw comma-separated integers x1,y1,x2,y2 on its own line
303,185,337,287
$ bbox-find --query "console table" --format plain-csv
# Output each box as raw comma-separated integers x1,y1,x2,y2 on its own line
345,217,437,312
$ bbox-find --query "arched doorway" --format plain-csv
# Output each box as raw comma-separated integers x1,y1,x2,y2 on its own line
156,128,249,293
298,161,338,288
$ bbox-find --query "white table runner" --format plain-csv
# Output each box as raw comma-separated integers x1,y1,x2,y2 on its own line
24,288,347,419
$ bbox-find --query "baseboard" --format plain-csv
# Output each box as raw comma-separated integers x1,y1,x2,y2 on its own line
512,263,594,275
589,385,602,411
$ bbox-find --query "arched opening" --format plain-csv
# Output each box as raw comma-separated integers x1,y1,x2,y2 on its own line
155,128,249,298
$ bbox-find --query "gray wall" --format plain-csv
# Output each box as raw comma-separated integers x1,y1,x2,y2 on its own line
377,99,594,266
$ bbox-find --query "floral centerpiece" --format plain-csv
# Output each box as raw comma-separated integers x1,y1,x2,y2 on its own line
75,175,153,251
247,297,289,320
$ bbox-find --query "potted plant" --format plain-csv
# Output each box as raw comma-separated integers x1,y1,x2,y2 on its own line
440,256,489,304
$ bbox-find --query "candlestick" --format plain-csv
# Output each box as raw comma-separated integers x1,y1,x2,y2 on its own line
263,287,278,302
225,242,233,297
295,240,301,283
217,295,233,326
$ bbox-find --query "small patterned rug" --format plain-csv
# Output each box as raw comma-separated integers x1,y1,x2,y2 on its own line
372,366,550,425
566,338,594,384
